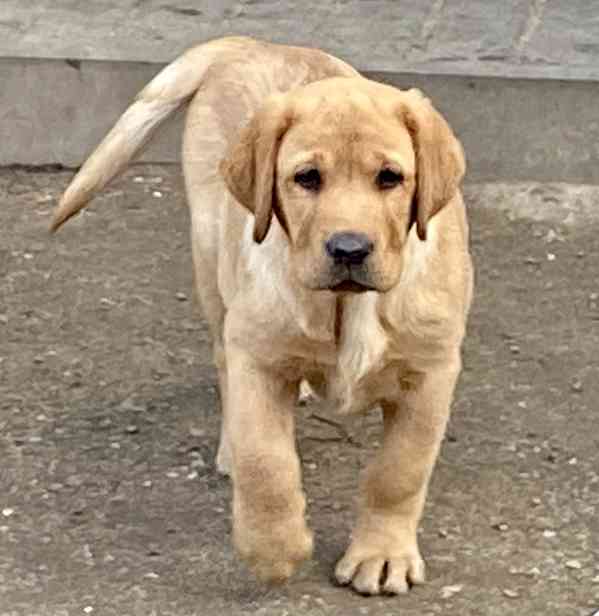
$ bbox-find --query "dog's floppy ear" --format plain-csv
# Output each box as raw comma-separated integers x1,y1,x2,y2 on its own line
400,89,465,241
220,95,292,243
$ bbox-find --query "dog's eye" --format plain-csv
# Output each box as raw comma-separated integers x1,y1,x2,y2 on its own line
294,168,322,191
376,168,404,189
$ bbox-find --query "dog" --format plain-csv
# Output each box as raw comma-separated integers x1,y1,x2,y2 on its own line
52,37,473,596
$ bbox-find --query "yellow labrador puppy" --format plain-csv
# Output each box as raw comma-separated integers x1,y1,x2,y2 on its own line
52,37,473,596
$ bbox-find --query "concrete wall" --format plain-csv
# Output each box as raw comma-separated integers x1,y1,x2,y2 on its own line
3,57,598,184
2,1,599,183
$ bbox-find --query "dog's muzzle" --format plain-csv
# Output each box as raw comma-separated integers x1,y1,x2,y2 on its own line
324,232,376,292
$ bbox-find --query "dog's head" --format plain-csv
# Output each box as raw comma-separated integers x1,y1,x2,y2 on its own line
220,77,465,293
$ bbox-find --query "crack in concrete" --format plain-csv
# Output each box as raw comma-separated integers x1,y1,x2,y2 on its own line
413,0,446,54
514,0,547,55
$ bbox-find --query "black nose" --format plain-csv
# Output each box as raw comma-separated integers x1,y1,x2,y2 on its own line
325,232,373,265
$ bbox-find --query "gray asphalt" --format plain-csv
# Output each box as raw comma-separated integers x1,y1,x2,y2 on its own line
1,166,599,615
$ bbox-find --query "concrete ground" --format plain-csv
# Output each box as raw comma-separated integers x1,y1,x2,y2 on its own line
1,165,598,615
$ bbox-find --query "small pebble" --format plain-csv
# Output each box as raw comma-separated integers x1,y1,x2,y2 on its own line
440,584,463,599
190,457,206,469
110,442,121,449
0,315,7,324
546,253,556,261
119,398,145,412
166,471,179,479
568,457,578,465
531,497,542,506
152,191,163,198
142,480,152,488
187,471,198,480
2,508,14,517
509,344,520,354
503,589,519,599
83,607,94,614
125,425,139,434
29,435,42,443
543,530,556,538
33,355,45,364
144,572,160,579
565,559,582,570
175,292,187,301
570,379,583,392
133,176,145,183
592,575,599,584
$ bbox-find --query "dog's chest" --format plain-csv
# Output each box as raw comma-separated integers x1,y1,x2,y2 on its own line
298,292,447,414
300,322,403,415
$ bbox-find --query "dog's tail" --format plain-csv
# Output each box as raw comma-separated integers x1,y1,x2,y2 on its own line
50,37,251,232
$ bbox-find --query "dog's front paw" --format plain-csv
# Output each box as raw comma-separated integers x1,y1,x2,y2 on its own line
234,513,313,583
335,532,425,595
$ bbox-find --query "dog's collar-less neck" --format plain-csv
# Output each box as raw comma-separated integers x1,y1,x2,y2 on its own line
334,296,344,346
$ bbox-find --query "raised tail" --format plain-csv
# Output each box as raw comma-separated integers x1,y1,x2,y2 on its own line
51,37,253,231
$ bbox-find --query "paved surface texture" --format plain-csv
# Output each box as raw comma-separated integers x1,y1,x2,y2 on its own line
1,165,599,615
1,0,598,80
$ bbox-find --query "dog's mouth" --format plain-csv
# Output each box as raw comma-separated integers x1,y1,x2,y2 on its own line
322,265,379,293
308,263,382,293
328,280,373,293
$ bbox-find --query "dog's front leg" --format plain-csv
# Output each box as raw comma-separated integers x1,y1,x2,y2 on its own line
335,357,461,595
226,344,313,583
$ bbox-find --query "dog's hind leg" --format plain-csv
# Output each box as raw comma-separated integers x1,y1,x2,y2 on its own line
213,339,232,475
188,209,232,476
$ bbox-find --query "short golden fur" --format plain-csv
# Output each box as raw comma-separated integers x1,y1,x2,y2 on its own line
52,37,473,596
